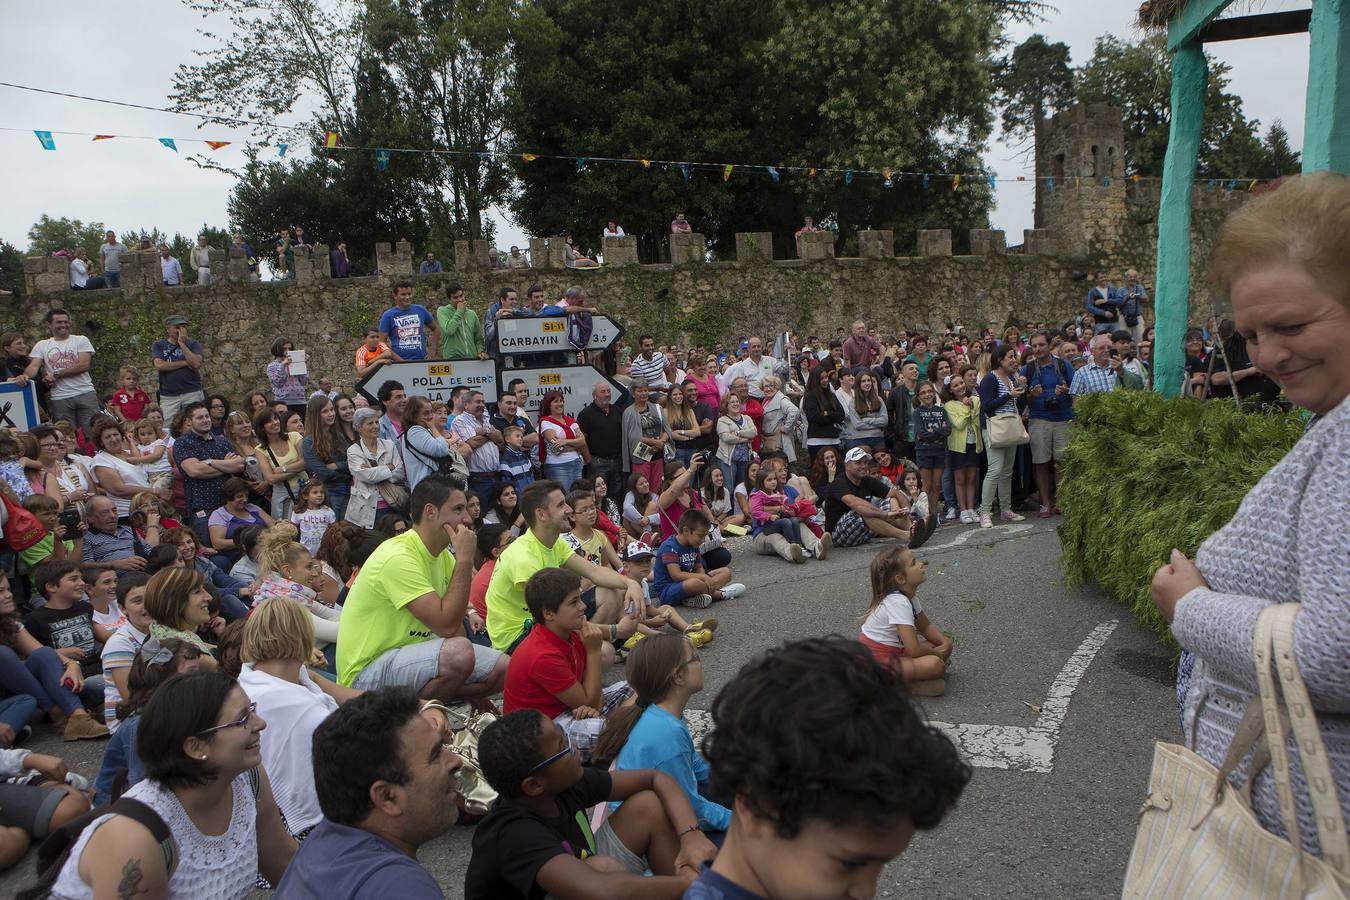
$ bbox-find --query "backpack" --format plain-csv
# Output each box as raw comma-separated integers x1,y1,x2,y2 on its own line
0,490,47,552
16,797,175,900
1027,356,1073,396
566,311,594,351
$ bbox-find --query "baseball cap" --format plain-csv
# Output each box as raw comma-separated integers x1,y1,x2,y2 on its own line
165,314,189,326
624,541,655,561
844,447,873,463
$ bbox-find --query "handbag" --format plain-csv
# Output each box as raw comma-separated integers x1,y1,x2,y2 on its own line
401,431,469,482
0,490,46,552
444,706,499,816
375,479,410,513
987,413,1029,449
1122,603,1350,899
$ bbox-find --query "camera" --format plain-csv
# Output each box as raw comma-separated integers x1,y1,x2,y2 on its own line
58,508,82,541
1044,396,1062,410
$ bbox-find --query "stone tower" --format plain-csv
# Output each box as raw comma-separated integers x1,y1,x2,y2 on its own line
1035,103,1128,259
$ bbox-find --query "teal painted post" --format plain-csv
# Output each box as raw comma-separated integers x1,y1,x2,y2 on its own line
1152,44,1208,398
1304,0,1350,173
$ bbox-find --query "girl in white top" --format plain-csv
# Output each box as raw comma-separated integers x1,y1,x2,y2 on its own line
132,418,174,491
236,598,357,840
49,671,295,899
858,546,952,697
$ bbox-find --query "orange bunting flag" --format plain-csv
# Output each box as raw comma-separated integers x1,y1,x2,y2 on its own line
92,135,115,141
808,167,817,177
325,131,339,149
205,141,231,150
882,167,892,180
640,159,650,168
521,153,537,162
1130,174,1140,183
952,174,961,191
723,164,733,182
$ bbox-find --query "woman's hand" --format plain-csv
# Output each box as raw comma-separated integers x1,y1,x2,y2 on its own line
1150,549,1209,623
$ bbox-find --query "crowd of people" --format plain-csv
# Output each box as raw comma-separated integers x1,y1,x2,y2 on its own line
0,172,1340,899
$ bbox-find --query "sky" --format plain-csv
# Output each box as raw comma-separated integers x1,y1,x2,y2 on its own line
0,1,1311,259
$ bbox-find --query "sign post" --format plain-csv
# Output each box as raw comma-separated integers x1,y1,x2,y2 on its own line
355,359,499,406
495,314,624,355
502,364,627,417
0,382,39,431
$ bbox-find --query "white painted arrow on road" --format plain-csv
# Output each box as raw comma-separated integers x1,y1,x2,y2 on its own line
685,619,1119,774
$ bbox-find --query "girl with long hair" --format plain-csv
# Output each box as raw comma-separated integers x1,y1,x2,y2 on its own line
663,385,701,467
858,545,950,696
801,363,844,461
253,407,306,520
301,394,351,519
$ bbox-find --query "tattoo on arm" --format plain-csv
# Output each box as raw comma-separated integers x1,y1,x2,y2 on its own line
118,858,149,899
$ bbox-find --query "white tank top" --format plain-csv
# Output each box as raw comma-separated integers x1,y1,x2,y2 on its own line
51,774,258,899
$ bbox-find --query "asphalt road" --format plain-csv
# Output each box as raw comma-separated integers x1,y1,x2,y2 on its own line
0,520,1180,899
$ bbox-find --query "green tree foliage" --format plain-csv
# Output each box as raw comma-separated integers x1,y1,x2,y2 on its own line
25,216,109,257
509,0,1003,260
1260,119,1301,178
120,225,234,285
1074,34,1275,178
994,33,1075,144
0,240,24,297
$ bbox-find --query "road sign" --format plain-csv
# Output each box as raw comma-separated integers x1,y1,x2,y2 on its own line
0,382,39,431
502,364,627,417
495,314,624,355
355,358,499,406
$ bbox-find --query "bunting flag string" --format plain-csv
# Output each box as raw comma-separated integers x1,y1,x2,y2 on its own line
5,123,1280,192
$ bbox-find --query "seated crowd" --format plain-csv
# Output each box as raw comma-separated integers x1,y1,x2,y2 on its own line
0,273,1231,898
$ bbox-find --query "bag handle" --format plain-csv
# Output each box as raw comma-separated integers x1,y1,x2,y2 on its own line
1254,604,1311,886
1263,603,1350,873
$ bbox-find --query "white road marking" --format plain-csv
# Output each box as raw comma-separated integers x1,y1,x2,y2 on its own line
918,523,1034,554
685,619,1119,775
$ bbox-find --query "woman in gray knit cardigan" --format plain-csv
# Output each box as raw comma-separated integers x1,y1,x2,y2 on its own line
1149,172,1350,859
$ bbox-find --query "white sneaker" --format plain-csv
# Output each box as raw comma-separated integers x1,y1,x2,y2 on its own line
959,509,974,524
944,507,958,522
979,513,993,529
1000,511,1025,522
720,583,747,600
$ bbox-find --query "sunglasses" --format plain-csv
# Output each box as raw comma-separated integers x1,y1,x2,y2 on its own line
528,726,576,774
196,702,259,736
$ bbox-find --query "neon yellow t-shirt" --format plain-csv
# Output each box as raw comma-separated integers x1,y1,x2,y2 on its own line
337,529,454,686
485,527,576,651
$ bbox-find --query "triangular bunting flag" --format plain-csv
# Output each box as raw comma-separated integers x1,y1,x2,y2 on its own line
325,131,340,149
1207,179,1216,192
1102,176,1110,188
1247,179,1258,191
278,143,288,157
952,174,961,191
679,164,690,182
922,174,930,189
206,141,231,151
376,149,391,171
92,135,115,142
34,131,56,150
159,138,178,152
576,158,586,172
882,167,892,181
1130,174,1140,183
640,159,650,168
808,167,817,177
987,174,997,189
521,153,538,162
767,166,779,183
1226,179,1237,192
1074,176,1080,191
723,164,733,182
844,170,853,185
1046,176,1055,193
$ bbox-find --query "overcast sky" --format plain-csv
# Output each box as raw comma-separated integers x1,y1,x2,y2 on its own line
0,1,1310,258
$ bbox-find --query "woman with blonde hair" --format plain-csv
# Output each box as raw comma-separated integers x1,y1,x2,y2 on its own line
237,598,357,842
1150,172,1350,862
252,523,341,647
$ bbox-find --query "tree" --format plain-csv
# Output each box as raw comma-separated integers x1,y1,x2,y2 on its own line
25,216,109,257
1260,119,1301,177
1074,34,1271,178
994,34,1075,145
0,240,24,297
121,225,233,284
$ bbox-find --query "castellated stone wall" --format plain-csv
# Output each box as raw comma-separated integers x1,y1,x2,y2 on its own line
11,104,1247,402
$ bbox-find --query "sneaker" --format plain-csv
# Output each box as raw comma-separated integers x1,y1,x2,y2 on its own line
685,593,714,609
686,628,714,648
979,513,993,529
639,530,657,549
63,714,110,742
909,678,947,697
816,532,831,561
719,583,747,601
1052,505,1063,515
788,544,806,564
944,507,958,522
623,631,646,650
958,509,974,524
1038,505,1052,519
1000,511,1026,522
687,618,718,634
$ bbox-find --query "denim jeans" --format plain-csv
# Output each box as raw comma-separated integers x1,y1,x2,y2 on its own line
103,270,121,289
467,472,497,506
0,644,84,716
941,456,957,512
760,517,802,544
0,693,37,732
718,459,749,495
585,457,623,496
543,458,584,492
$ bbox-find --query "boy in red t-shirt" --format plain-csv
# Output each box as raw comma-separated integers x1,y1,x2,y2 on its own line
106,366,150,422
501,567,631,761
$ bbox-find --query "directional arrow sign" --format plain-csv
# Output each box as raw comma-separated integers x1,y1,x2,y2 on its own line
495,314,624,355
502,364,627,417
355,358,499,406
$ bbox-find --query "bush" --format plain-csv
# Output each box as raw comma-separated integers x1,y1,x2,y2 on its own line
1057,391,1304,645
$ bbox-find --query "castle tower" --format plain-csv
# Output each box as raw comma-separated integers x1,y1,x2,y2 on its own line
1034,103,1128,259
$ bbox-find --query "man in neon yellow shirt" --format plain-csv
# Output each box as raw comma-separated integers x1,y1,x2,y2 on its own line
485,480,642,654
338,476,508,701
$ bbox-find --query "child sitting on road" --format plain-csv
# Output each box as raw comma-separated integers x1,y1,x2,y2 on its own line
684,636,970,899
621,540,715,649
858,545,952,696
748,468,825,563
652,510,746,609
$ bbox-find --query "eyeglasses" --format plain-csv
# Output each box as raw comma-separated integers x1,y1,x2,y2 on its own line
680,650,702,669
196,702,259,736
528,726,576,774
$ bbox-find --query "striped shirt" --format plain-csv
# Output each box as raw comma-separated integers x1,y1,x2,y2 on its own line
628,353,670,388
1068,362,1118,396
101,623,148,731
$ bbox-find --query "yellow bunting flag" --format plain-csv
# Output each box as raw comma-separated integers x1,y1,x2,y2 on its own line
640,159,650,168
325,131,339,149
952,174,961,191
1247,179,1258,191
205,141,231,150
808,167,817,177
521,153,537,162
1130,174,1140,183
882,167,892,180
92,135,115,141
723,164,733,181
1074,176,1081,191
